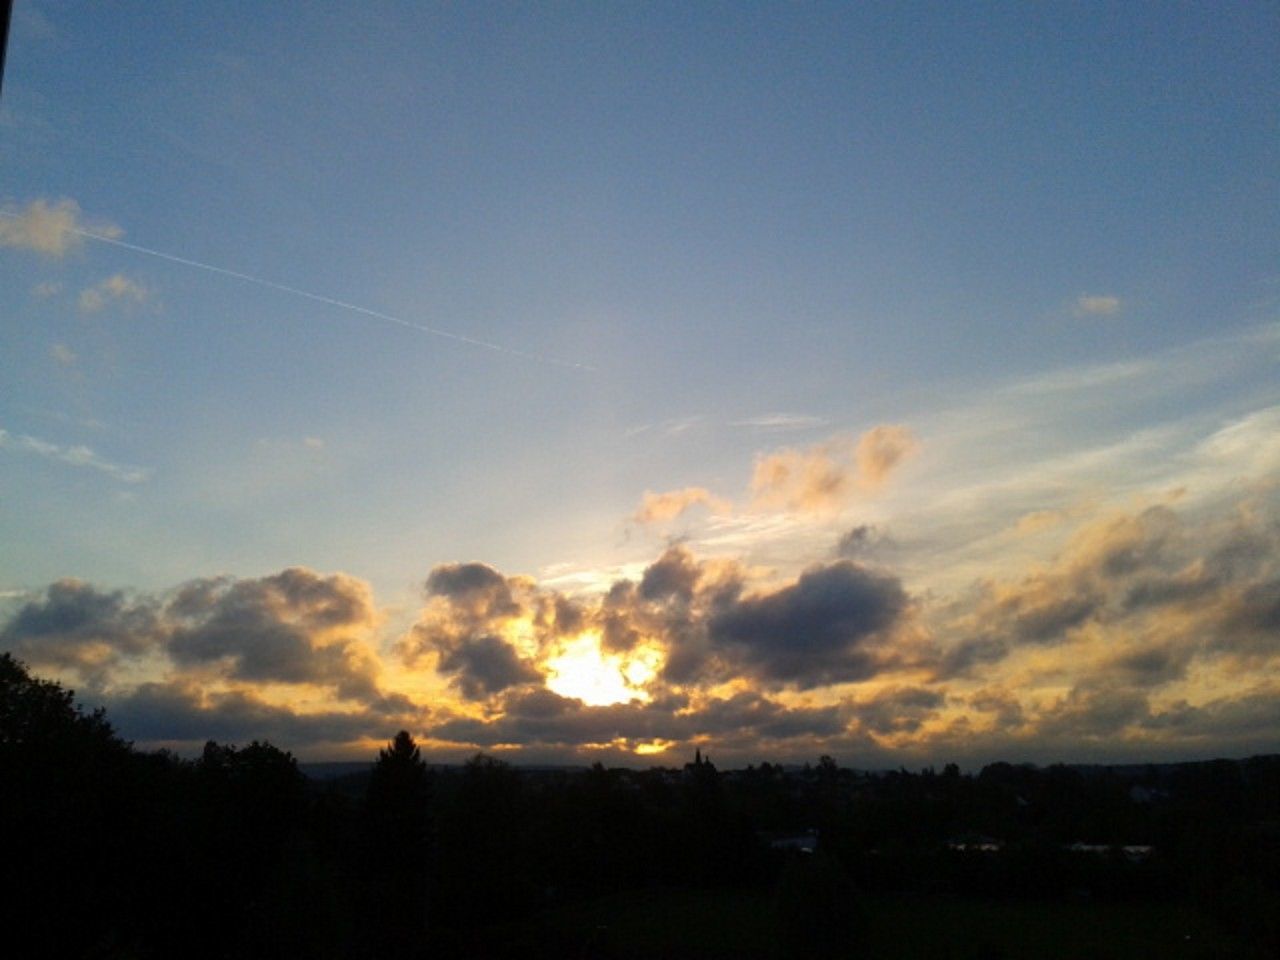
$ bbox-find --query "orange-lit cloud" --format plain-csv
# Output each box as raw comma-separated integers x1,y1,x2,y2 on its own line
2,482,1277,765
854,425,919,490
751,425,918,513
633,486,731,524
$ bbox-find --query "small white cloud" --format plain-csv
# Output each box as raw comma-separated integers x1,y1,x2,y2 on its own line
31,281,61,298
303,436,324,450
0,198,121,257
50,343,77,367
78,273,150,313
1075,294,1122,317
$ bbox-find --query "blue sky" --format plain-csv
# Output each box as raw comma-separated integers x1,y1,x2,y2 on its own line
2,2,1278,764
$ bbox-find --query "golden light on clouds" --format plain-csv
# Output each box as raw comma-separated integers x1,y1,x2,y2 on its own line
633,739,676,756
544,633,661,706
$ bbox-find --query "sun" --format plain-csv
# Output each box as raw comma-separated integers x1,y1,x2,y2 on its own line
544,634,660,706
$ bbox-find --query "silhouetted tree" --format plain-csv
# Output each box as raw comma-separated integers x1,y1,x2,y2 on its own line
369,729,431,821
0,654,139,957
365,731,433,959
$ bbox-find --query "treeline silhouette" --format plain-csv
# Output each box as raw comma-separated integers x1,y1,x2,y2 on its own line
3,652,1278,958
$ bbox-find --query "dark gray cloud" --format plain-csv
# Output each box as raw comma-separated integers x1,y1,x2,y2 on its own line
434,634,543,700
427,687,848,753
0,579,162,681
0,568,389,703
1034,683,1153,740
935,635,1009,680
403,562,544,700
967,689,1025,731
104,681,417,751
404,552,912,697
849,686,945,736
639,546,701,602
709,560,907,689
1142,690,1280,745
165,569,381,701
836,525,875,557
425,562,520,619
1106,643,1195,687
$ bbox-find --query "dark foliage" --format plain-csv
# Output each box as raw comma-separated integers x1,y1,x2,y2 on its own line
2,654,1278,958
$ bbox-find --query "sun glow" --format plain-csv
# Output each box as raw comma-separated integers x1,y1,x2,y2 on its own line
545,634,660,706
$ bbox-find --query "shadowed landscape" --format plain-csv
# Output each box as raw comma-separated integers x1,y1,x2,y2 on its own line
5,652,1277,959
3,4,1279,957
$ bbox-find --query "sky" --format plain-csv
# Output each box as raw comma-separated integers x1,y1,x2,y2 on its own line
2,2,1278,767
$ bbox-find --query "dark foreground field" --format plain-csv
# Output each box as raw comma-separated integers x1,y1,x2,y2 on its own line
479,889,1248,960
5,654,1278,959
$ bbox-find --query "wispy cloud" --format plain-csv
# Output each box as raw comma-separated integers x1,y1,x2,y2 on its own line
78,273,151,313
49,343,77,367
625,416,705,439
0,198,121,256
731,413,828,431
0,428,149,483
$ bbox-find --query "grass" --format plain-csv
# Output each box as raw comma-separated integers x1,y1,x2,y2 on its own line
486,887,1252,959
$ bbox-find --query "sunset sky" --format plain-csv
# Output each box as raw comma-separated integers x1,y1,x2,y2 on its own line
2,2,1278,766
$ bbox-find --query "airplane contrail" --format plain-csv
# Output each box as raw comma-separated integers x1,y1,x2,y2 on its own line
0,210,595,371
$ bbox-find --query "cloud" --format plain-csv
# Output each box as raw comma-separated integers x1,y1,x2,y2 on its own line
855,425,919,489
400,546,914,700
633,486,731,524
849,685,945,736
434,634,543,699
0,427,150,483
5,478,1277,763
751,426,918,513
1074,294,1122,317
639,545,703,602
0,568,393,707
625,416,706,439
835,524,894,559
103,680,418,752
709,560,909,689
78,273,150,313
0,198,121,256
50,343,77,367
751,436,854,513
0,580,163,683
427,686,847,756
402,563,543,699
934,492,1280,691
424,562,523,618
165,568,385,701
731,413,828,431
